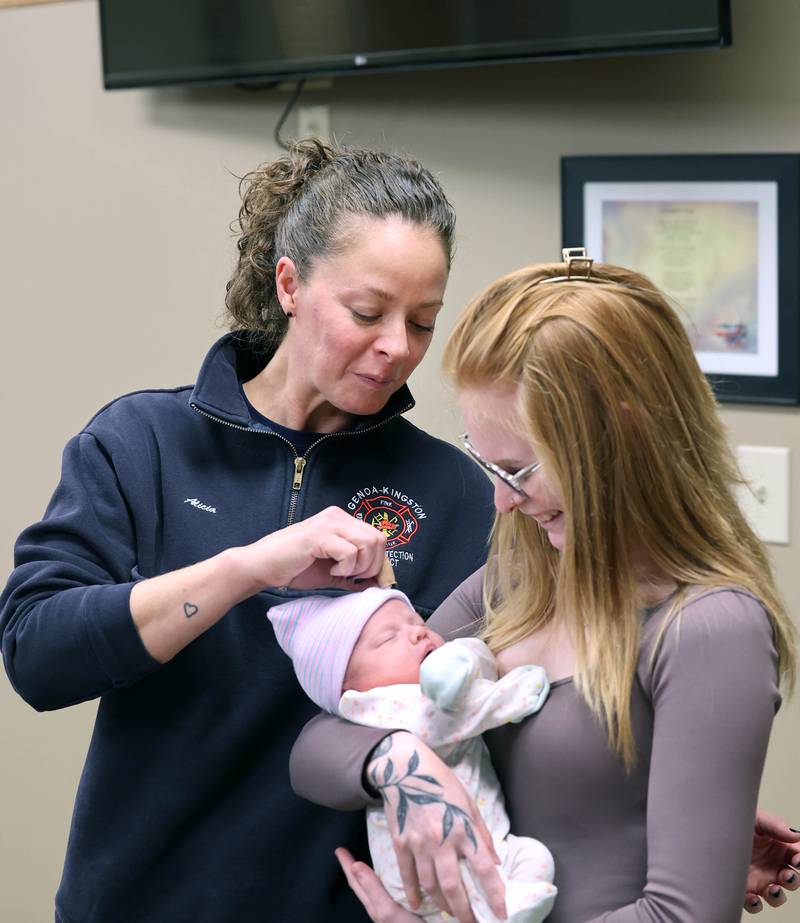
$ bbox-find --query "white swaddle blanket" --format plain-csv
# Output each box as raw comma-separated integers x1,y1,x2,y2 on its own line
339,638,558,923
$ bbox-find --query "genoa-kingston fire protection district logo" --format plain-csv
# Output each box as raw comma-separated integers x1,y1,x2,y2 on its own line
352,494,419,549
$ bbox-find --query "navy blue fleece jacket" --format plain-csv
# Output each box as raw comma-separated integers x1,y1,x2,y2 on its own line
0,333,494,923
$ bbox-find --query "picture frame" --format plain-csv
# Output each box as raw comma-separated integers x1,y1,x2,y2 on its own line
561,154,800,405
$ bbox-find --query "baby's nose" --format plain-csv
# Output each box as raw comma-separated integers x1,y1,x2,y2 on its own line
409,624,427,641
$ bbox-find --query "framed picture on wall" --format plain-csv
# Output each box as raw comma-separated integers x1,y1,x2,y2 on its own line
561,154,800,405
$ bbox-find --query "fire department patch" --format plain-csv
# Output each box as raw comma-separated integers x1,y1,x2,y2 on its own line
352,494,420,549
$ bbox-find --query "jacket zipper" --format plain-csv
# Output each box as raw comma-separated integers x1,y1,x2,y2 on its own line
190,401,412,526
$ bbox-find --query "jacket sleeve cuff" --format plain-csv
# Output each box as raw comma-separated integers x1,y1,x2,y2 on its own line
82,582,160,688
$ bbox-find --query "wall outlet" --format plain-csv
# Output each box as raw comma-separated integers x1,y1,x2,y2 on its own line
297,104,331,143
736,445,790,545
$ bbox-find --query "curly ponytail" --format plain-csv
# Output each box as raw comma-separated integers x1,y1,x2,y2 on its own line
225,139,456,353
225,139,334,352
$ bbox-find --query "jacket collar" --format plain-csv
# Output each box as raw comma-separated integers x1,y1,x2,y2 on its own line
190,332,415,430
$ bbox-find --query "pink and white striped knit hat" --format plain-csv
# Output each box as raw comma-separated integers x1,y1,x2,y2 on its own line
267,586,413,714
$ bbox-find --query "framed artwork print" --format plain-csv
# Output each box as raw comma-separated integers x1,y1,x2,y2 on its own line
561,154,800,405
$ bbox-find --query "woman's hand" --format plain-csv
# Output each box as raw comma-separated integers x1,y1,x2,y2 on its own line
366,731,506,923
237,506,388,591
743,809,800,913
131,505,387,663
336,848,424,923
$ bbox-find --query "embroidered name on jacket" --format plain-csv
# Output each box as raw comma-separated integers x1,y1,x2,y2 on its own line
348,486,425,553
184,498,217,514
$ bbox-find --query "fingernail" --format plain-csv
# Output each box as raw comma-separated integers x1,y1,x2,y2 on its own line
750,897,760,907
770,887,782,898
787,873,796,883
790,827,800,833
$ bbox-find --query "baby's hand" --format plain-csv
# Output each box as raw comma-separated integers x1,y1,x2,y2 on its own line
420,644,478,711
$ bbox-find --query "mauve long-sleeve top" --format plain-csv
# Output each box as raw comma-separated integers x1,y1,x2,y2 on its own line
291,566,782,923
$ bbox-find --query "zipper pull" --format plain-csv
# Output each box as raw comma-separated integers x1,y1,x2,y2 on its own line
292,456,307,490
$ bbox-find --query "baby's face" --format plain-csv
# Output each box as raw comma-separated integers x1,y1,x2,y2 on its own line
342,599,444,693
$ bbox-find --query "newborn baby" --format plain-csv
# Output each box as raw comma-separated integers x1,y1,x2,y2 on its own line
268,586,557,923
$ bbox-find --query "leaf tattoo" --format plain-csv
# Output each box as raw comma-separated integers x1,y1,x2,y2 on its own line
406,792,439,805
411,774,439,785
371,736,393,760
383,759,394,785
442,806,453,841
369,743,476,849
462,816,478,851
397,790,408,832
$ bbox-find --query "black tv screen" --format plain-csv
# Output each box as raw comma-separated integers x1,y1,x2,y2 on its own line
99,0,731,91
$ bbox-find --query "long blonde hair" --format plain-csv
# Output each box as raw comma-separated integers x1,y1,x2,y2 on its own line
444,261,796,766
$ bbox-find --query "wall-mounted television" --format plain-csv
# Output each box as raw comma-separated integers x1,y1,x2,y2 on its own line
99,0,732,91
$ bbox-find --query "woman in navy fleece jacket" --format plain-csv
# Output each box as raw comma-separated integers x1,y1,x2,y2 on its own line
0,141,497,923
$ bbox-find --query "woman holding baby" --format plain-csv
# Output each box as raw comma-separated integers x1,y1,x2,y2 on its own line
291,250,800,921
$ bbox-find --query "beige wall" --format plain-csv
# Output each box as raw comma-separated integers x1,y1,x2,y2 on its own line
1,1,797,919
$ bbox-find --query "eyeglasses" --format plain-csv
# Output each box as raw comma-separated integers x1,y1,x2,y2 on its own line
460,433,542,498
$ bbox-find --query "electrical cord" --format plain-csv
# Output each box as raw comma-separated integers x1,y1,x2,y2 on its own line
273,78,306,150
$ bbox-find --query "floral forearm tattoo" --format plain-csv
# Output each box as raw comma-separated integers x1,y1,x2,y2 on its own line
367,734,478,850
